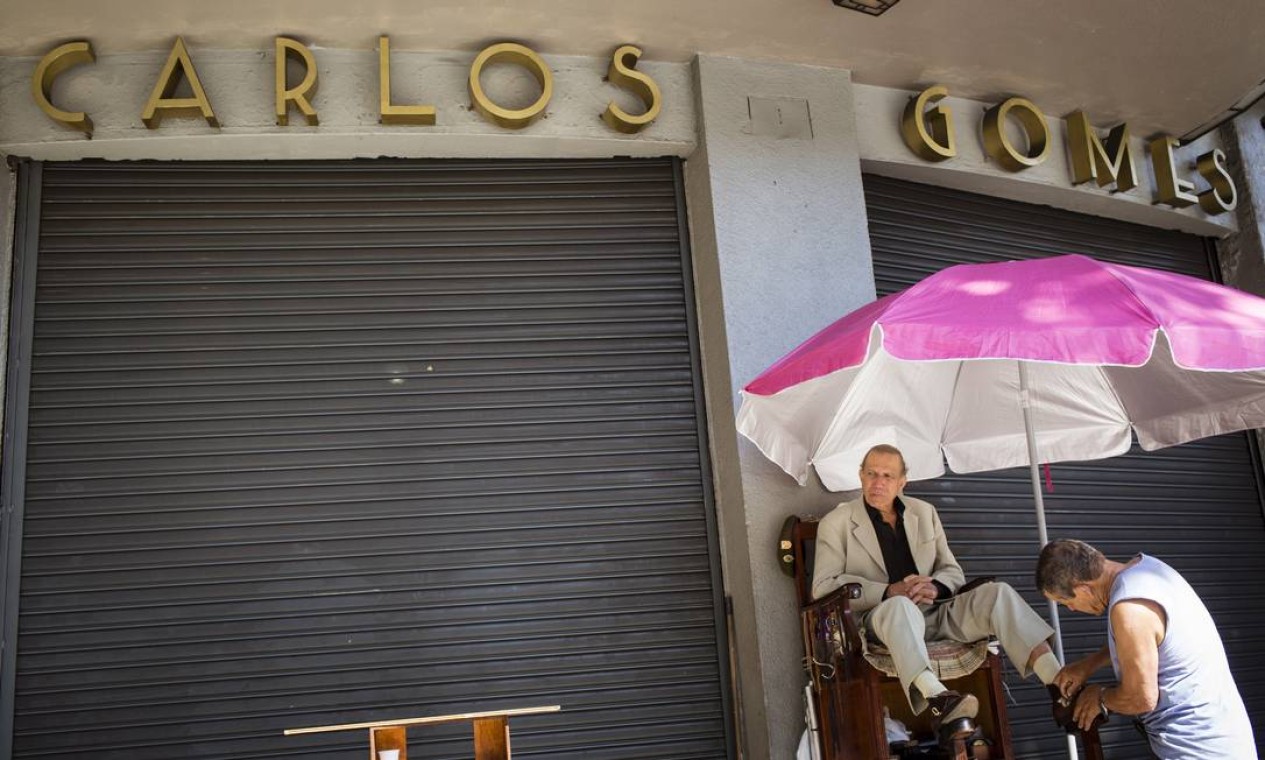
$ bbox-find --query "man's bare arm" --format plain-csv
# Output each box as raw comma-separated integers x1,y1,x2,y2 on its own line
1106,599,1164,713
1073,598,1165,729
1054,645,1110,698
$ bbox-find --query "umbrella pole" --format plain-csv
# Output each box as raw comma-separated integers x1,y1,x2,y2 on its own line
1019,363,1079,760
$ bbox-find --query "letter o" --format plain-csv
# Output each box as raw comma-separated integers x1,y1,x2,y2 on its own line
982,97,1050,172
468,42,553,129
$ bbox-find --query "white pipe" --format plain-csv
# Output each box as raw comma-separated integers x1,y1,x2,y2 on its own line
1018,362,1079,760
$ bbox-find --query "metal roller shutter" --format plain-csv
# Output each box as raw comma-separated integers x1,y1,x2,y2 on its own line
4,159,733,759
864,174,1265,760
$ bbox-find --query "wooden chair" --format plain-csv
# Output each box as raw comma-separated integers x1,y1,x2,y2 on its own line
784,515,1104,760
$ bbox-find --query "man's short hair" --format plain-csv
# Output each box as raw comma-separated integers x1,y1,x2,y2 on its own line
1035,539,1105,598
860,443,907,475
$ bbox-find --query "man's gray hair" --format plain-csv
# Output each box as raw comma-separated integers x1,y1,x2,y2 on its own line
860,443,907,475
1035,539,1105,598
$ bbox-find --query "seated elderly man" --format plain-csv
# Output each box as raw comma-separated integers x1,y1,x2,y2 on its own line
812,444,1063,735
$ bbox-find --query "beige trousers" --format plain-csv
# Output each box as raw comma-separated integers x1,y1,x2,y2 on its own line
861,582,1054,713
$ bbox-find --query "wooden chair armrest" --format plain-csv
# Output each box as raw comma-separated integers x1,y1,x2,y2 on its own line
803,581,862,614
803,582,864,657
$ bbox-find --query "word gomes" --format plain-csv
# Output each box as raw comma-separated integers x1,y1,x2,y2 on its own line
900,85,1235,215
32,36,663,137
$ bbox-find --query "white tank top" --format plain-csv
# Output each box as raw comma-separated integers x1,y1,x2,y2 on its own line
1108,554,1256,759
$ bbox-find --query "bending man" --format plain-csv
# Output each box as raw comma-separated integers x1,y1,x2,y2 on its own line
1036,539,1256,759
811,444,1063,734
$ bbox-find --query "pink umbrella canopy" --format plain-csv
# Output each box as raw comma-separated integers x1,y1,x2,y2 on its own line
737,255,1265,492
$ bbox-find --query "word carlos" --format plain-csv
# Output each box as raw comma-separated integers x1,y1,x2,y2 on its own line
901,85,1235,215
32,36,662,137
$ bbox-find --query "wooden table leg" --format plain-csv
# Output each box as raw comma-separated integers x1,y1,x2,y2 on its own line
369,725,408,760
473,715,510,760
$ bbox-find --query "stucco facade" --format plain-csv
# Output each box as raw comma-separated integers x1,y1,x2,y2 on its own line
1,25,1264,760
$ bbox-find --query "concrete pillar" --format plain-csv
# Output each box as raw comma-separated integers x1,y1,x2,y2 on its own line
0,163,14,446
1217,103,1265,296
1216,103,1265,484
683,55,875,760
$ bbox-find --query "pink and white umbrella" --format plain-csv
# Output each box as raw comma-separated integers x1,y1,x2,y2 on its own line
738,254,1265,758
738,254,1265,495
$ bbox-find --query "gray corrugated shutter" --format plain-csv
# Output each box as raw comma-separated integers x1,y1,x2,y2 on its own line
864,174,1265,760
12,159,732,759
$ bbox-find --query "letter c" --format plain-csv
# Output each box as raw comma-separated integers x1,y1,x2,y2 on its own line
32,40,95,137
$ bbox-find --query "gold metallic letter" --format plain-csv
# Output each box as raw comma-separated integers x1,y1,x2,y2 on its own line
1196,149,1236,214
378,36,435,125
32,41,96,137
900,85,955,161
141,37,218,129
982,97,1050,171
1065,110,1136,192
276,37,319,126
1148,135,1197,208
602,45,662,134
469,42,553,129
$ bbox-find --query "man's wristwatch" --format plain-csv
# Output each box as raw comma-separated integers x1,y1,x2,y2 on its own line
1097,687,1111,718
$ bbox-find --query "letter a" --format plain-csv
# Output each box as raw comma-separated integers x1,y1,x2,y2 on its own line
141,36,219,129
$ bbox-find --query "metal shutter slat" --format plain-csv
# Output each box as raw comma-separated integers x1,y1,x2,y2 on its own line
11,159,732,759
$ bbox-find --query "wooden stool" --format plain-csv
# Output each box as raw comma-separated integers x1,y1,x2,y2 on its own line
284,705,561,760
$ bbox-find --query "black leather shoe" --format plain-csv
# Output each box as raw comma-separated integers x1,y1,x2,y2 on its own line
1048,684,1107,733
927,690,978,737
1049,684,1076,731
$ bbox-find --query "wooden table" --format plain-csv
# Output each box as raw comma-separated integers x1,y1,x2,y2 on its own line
284,705,561,760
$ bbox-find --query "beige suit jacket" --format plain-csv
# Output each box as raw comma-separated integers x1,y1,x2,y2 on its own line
810,495,965,614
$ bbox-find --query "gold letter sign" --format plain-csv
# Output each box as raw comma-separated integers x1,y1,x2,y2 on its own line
378,35,436,125
982,97,1050,171
276,37,319,126
1065,110,1136,192
602,45,661,134
32,41,96,137
1148,135,1197,208
900,85,955,161
1196,149,1236,214
469,42,553,129
141,37,218,128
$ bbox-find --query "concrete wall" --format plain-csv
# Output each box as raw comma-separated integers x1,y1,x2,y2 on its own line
684,55,875,760
0,163,12,455
1218,102,1265,296
1216,103,1265,471
3,41,1264,760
